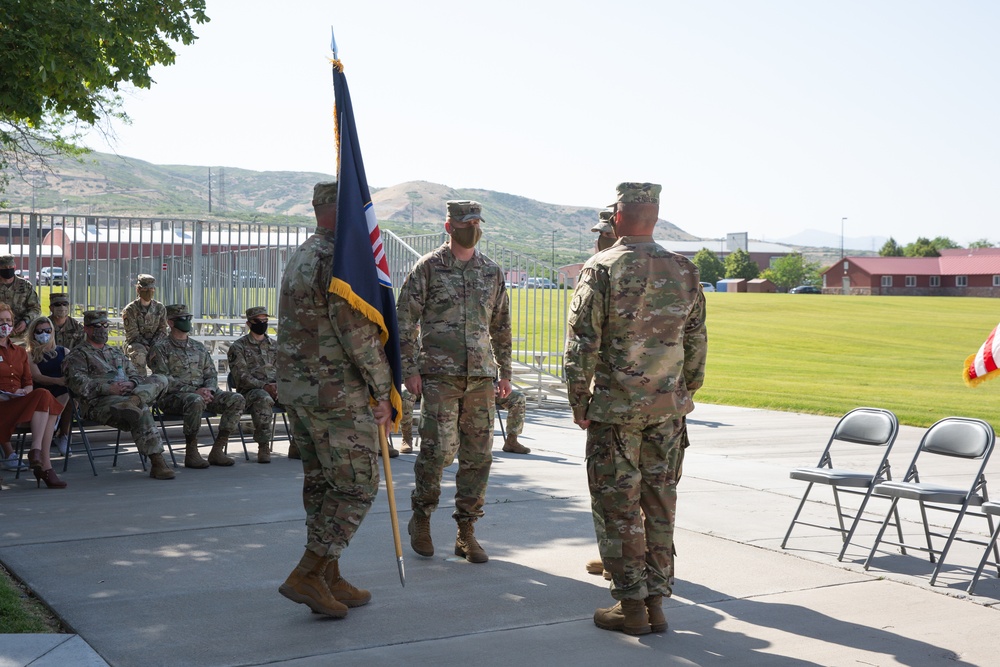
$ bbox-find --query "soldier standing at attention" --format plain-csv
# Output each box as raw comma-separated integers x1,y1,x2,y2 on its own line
396,200,513,564
227,306,278,463
62,310,175,480
123,274,168,376
276,182,393,618
49,293,85,350
565,183,707,636
148,304,245,469
0,254,41,339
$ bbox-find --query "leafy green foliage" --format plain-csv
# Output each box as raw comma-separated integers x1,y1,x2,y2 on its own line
759,253,820,292
930,236,959,250
879,237,904,256
724,248,759,280
692,248,725,285
903,237,940,257
968,238,994,249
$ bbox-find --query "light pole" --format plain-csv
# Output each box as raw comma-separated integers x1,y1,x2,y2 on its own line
551,230,557,268
841,217,847,258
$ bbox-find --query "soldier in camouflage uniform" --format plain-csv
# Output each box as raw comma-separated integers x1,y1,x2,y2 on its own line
62,310,175,479
122,274,168,376
396,200,513,564
275,182,393,618
227,306,278,463
49,293,85,350
149,304,246,470
0,254,41,340
565,183,707,636
592,209,617,252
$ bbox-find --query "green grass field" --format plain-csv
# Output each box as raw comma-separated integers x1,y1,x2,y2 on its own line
696,293,1000,429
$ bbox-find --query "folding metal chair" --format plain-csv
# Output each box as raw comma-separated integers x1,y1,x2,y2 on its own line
968,501,1000,594
64,401,135,476
863,416,997,586
781,407,902,560
236,404,290,459
153,404,221,461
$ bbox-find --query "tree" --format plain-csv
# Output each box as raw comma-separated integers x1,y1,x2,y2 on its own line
692,248,725,285
879,237,904,257
0,1,209,191
760,253,821,292
724,248,760,280
968,238,994,249
930,236,959,251
903,237,940,257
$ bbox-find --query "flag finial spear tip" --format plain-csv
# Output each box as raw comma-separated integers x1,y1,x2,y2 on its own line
330,26,338,58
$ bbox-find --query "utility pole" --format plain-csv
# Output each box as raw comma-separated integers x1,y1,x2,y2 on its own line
208,168,213,213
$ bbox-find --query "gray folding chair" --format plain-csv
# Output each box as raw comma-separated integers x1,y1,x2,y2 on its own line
781,407,902,560
863,416,997,586
968,501,1000,594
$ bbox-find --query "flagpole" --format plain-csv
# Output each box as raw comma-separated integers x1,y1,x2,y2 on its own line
379,424,406,586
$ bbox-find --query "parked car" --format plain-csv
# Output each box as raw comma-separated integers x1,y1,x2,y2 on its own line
232,269,266,287
14,269,31,280
39,267,68,286
522,277,557,289
699,281,715,292
789,285,821,294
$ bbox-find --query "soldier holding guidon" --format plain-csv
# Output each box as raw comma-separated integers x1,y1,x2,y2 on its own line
565,183,707,636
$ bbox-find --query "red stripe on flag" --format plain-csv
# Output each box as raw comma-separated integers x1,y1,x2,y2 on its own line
981,327,998,377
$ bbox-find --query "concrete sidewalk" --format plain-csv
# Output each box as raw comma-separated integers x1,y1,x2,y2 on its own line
1,403,999,666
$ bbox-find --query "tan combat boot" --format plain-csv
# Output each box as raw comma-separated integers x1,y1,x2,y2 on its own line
324,558,372,607
287,439,301,460
585,559,605,575
408,514,434,557
502,433,531,454
208,430,235,466
400,423,413,453
148,453,175,480
593,599,651,635
278,549,348,618
184,433,209,469
455,521,488,563
379,442,399,458
257,442,271,464
645,595,668,633
109,396,144,430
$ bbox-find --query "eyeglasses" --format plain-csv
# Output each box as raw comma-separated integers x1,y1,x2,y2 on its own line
88,322,111,329
35,328,53,334
51,302,69,307
172,316,192,322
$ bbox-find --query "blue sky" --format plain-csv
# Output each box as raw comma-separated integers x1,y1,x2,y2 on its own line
84,0,1000,245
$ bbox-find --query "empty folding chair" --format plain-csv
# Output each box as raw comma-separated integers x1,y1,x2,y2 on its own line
782,407,902,560
863,417,997,586
967,501,1000,594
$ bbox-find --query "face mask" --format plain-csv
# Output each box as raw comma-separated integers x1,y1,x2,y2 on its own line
174,319,193,333
90,329,109,344
139,289,154,301
52,305,69,317
0,269,15,279
249,321,268,335
451,226,482,249
0,323,12,338
597,236,615,251
34,332,52,344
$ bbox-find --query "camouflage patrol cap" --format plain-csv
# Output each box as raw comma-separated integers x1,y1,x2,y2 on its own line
166,303,191,319
83,310,109,326
0,254,14,267
136,274,156,288
245,306,268,320
592,209,614,233
312,182,338,207
49,293,70,306
446,200,485,223
615,182,661,205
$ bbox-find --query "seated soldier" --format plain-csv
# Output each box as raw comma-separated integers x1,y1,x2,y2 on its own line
123,274,168,376
149,304,245,469
62,310,175,480
49,292,86,350
227,306,279,463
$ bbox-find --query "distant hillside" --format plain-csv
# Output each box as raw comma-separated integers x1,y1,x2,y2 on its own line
1,151,698,264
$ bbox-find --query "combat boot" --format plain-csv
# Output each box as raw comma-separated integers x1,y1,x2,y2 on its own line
455,521,488,563
400,423,413,453
208,430,235,466
148,453,175,480
287,440,301,460
502,433,531,454
585,559,605,575
324,558,372,607
408,514,434,557
645,595,668,633
278,549,348,618
184,433,209,469
379,442,399,458
109,396,144,431
593,599,651,635
257,443,271,464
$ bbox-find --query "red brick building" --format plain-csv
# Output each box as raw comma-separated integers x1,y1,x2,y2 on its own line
821,249,1000,296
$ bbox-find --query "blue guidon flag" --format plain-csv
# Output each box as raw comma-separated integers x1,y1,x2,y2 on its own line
327,40,403,428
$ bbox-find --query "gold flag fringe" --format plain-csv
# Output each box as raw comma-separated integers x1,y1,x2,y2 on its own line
963,352,999,388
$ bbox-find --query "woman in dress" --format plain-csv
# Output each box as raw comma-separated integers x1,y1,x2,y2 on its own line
0,302,66,488
26,316,73,456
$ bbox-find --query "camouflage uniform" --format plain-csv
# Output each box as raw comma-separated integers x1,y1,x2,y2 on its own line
396,240,512,523
0,274,41,338
276,225,393,559
399,386,416,443
149,336,245,435
495,387,525,436
123,298,169,372
565,184,707,603
49,293,85,350
62,342,169,456
228,330,276,447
